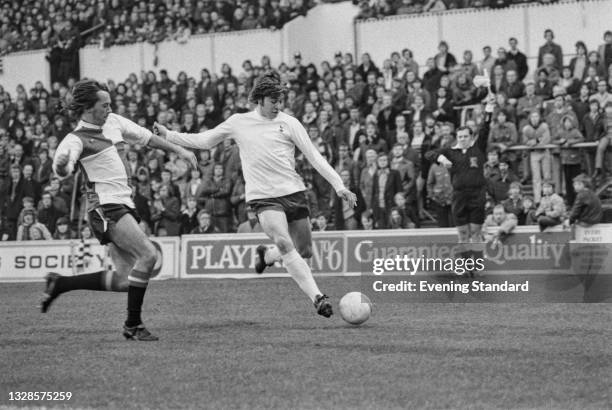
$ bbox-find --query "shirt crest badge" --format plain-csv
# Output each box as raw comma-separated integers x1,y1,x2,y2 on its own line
470,157,478,168
279,124,284,133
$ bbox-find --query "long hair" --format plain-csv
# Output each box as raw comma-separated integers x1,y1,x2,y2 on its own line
248,74,285,104
57,79,109,118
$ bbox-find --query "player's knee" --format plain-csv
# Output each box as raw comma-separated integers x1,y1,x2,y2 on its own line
114,274,129,292
298,244,312,259
138,243,157,270
273,236,294,255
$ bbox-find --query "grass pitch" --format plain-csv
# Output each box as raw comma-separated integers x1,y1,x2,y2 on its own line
1,277,610,409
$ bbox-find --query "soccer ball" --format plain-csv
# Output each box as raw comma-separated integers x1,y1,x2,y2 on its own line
338,292,372,325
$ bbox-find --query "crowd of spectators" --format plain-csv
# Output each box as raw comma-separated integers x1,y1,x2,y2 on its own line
355,0,557,20
0,28,611,241
0,0,315,57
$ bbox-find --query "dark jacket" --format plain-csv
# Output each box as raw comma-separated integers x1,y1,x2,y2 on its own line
426,113,492,191
201,176,232,217
569,190,602,225
371,169,403,212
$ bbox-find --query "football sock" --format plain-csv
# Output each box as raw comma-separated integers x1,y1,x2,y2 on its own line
264,246,282,265
282,249,321,303
54,270,106,294
126,269,149,328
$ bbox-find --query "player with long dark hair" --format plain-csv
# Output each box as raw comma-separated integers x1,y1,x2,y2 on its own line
155,75,357,317
41,79,197,340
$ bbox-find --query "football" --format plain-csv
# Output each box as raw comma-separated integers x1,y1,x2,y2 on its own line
338,292,372,325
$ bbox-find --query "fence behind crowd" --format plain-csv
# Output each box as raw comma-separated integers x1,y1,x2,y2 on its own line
3,224,609,282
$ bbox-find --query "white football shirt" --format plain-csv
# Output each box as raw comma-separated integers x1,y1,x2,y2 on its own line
166,110,345,201
53,113,152,209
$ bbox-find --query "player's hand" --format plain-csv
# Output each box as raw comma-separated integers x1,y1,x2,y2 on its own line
337,188,357,208
54,152,71,177
176,147,198,170
153,122,169,139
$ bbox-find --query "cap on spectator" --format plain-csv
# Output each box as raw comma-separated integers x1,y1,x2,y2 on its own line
294,52,301,59
573,173,592,188
56,216,69,226
22,196,34,204
22,209,36,219
498,154,510,165
334,51,342,58
542,180,555,188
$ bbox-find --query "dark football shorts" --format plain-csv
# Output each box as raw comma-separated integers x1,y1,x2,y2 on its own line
247,191,310,223
89,204,141,245
451,187,486,226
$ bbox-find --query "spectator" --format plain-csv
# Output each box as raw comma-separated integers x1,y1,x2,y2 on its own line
313,212,332,231
597,31,612,76
53,216,73,240
16,209,52,241
371,153,403,229
480,45,495,77
151,184,181,236
523,111,552,203
580,99,605,175
537,29,563,71
191,209,220,234
589,80,612,108
482,204,517,244
592,103,612,180
0,164,30,239
487,155,519,204
502,182,527,225
237,206,263,233
554,115,584,205
516,81,543,129
434,41,457,74
569,41,589,80
359,149,378,212
507,37,528,81
391,192,418,228
230,172,247,226
202,163,232,233
531,180,566,231
567,174,602,226
180,197,200,235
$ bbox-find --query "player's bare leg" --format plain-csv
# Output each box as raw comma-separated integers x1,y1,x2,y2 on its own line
257,210,331,317
109,214,158,341
40,243,135,313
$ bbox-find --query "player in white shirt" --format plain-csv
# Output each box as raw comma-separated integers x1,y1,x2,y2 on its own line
41,79,197,341
155,75,357,317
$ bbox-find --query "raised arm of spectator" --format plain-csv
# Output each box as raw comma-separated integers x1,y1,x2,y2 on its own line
476,93,496,153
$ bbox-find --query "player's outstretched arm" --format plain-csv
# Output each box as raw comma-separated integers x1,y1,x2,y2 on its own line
107,114,197,169
289,118,357,207
154,121,229,150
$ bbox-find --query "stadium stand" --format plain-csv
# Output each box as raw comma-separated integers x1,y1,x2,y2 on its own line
0,4,611,240
0,0,316,56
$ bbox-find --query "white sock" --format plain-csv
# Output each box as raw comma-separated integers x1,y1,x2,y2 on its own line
264,245,282,265
282,249,321,303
